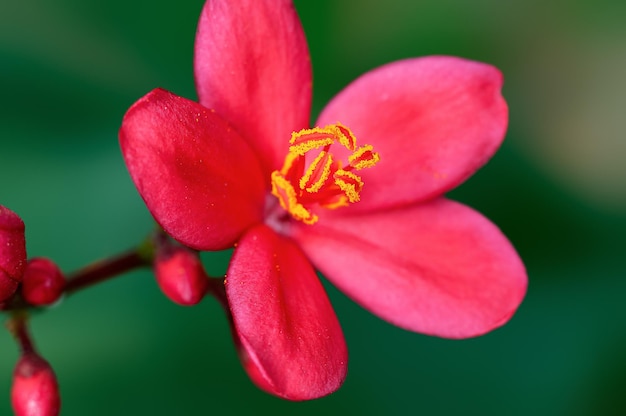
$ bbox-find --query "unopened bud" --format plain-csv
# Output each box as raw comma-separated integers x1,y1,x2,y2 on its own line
0,270,19,305
154,243,208,305
0,206,27,302
21,258,65,306
11,352,60,416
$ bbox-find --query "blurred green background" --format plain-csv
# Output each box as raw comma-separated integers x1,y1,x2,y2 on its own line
2,0,626,414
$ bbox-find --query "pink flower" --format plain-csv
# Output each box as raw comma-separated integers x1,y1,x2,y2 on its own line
119,0,527,400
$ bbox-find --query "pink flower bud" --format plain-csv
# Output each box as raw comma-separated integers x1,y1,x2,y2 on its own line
21,258,65,306
0,269,19,306
0,206,27,302
154,243,208,305
11,352,60,416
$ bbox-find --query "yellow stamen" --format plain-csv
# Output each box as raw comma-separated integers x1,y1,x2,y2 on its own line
299,151,333,192
333,122,357,151
270,122,379,225
289,127,335,155
334,169,363,203
348,144,380,170
271,171,318,224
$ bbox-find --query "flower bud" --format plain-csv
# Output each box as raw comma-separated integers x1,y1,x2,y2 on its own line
0,270,19,305
0,206,27,302
11,352,60,416
21,258,65,306
154,243,209,305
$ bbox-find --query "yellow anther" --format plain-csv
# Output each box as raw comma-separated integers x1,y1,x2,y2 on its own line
291,204,318,224
271,171,318,224
299,151,333,192
334,169,363,203
289,127,335,155
333,122,357,151
271,171,295,211
348,144,380,170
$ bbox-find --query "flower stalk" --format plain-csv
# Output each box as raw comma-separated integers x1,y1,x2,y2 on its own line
63,248,151,295
7,312,34,354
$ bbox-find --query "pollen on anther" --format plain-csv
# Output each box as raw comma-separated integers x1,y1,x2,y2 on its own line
289,127,335,155
334,170,363,203
271,172,296,211
299,151,333,193
333,123,357,151
349,144,380,170
271,171,319,224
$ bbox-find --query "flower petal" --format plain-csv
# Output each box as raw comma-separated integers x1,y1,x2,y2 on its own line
225,224,347,400
119,88,266,250
317,56,508,212
195,0,312,174
290,198,527,339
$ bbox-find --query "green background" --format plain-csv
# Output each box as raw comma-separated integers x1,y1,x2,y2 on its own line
2,0,626,414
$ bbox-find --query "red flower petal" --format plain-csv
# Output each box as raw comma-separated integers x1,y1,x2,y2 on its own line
195,0,312,174
290,198,527,339
119,88,266,250
225,224,347,400
317,56,508,212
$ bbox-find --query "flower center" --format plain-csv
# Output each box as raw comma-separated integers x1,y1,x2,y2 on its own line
270,122,380,225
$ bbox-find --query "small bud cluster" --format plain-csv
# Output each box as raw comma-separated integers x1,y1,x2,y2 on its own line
2,206,65,414
0,206,66,307
1,206,218,413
